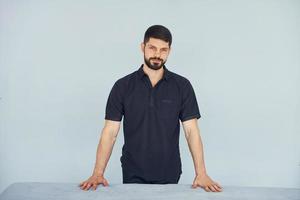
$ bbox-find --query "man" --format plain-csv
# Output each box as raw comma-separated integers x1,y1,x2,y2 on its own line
79,25,222,192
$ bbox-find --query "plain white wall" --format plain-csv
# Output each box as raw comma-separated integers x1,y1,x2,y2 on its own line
0,0,299,193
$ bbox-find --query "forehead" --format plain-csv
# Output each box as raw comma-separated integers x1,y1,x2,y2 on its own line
145,38,170,48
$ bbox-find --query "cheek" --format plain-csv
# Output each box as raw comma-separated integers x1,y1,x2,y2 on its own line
161,54,169,60
144,50,153,58
144,54,151,60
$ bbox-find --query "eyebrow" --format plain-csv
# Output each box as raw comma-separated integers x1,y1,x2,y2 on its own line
147,44,169,50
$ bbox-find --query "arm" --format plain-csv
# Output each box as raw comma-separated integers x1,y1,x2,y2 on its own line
182,118,222,192
182,118,206,176
80,119,121,190
92,120,121,176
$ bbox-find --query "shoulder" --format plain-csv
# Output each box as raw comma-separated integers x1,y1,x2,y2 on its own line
111,69,138,91
168,70,192,88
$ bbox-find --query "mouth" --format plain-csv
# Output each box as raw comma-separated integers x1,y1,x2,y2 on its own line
151,58,162,63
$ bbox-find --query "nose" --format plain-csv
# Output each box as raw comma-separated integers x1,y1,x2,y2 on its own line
154,50,161,57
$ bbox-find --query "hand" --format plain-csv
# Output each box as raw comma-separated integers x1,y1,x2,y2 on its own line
79,174,109,191
191,174,222,192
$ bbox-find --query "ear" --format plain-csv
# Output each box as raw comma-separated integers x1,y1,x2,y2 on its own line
140,42,145,53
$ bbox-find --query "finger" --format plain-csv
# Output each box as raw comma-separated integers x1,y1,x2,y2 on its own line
84,182,90,190
79,181,84,187
191,183,197,189
80,181,88,188
211,185,220,192
214,182,222,189
80,184,85,190
81,183,88,190
85,183,91,190
204,186,211,192
103,179,109,187
210,185,217,192
87,183,93,190
214,185,222,192
212,184,222,192
208,185,216,192
89,183,94,190
92,183,98,191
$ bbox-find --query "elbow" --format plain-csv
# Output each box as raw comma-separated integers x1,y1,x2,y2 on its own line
185,127,200,141
102,127,118,143
184,128,192,140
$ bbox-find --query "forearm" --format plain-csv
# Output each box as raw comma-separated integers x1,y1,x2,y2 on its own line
92,127,117,176
186,128,207,176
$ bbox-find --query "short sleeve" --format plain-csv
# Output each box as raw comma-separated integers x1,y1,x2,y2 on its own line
105,81,124,121
179,80,201,122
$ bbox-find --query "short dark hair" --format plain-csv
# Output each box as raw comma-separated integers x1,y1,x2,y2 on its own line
143,25,172,47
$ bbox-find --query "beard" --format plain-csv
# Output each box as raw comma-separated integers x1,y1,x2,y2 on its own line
144,55,166,70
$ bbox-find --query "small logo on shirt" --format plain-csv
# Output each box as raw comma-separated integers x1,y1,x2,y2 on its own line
162,99,172,103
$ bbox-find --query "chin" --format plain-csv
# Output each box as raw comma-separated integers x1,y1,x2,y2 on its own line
150,65,163,70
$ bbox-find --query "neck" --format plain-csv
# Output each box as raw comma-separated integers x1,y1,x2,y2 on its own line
142,63,164,81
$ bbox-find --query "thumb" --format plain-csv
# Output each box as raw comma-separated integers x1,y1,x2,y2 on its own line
191,182,197,189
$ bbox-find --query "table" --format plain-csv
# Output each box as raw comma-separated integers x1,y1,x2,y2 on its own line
0,182,299,200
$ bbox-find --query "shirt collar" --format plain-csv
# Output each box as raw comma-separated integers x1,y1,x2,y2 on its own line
137,64,170,81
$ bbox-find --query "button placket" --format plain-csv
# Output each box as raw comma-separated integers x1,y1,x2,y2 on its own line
143,75,164,108
150,89,154,107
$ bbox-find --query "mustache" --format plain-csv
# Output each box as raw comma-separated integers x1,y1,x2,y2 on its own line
150,57,163,61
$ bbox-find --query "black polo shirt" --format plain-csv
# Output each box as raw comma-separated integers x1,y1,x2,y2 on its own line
105,64,201,183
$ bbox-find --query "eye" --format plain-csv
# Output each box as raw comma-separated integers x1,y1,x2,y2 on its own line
160,48,168,53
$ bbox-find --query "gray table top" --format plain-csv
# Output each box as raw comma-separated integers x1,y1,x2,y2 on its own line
0,182,299,200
